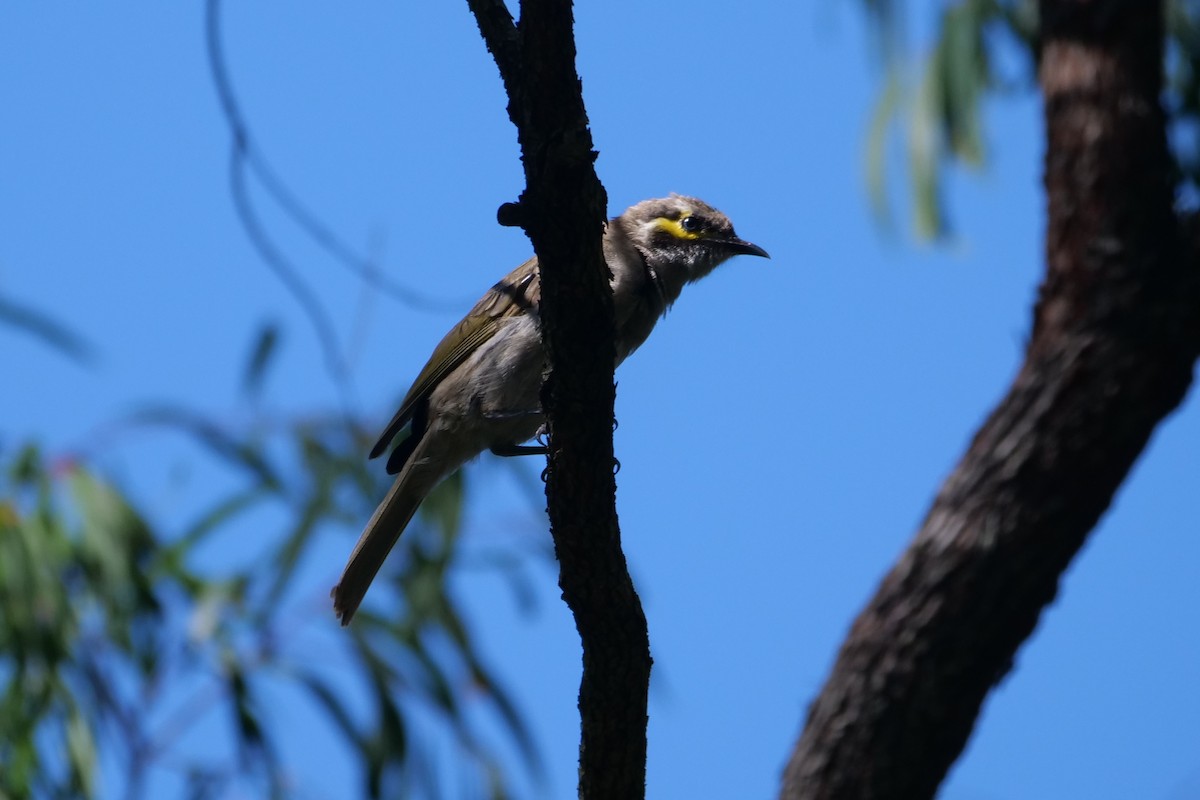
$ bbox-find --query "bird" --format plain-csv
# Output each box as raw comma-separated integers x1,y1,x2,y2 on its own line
332,194,768,624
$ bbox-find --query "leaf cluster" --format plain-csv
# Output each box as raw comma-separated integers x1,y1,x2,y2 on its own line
865,0,1200,237
0,324,541,800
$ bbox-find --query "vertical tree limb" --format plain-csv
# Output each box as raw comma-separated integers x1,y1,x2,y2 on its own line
781,2,1200,797
467,1,651,797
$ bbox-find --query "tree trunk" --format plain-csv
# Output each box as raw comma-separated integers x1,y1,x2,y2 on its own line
780,2,1200,797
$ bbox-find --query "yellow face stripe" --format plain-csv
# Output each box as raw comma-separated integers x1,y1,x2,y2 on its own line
654,214,705,241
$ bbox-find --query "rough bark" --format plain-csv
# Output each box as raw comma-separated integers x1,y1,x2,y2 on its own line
780,2,1200,798
467,1,651,798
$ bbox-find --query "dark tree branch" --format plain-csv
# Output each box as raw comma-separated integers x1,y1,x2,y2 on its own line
781,2,1200,798
469,1,651,798
465,0,520,92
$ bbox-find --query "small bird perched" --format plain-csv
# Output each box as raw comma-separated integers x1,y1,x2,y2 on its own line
332,194,768,624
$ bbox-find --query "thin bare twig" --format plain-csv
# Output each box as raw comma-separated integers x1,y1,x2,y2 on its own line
204,0,462,314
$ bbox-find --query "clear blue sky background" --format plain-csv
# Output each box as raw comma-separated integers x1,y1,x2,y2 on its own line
4,3,1200,799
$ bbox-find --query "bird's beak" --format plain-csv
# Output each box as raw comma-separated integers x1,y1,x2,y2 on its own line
723,238,770,259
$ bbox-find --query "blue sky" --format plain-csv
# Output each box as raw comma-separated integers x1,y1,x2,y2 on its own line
4,3,1199,799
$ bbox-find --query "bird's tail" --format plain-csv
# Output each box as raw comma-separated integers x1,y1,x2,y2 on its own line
332,435,445,625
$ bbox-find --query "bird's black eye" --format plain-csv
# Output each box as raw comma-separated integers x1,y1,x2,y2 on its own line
680,215,702,233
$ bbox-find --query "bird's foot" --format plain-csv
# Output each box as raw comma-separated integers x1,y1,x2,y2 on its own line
490,442,548,457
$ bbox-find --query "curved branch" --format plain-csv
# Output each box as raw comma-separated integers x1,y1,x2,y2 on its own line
205,0,462,313
781,3,1200,798
227,146,352,407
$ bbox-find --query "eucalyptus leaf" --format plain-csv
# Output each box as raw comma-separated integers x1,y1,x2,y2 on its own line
242,322,281,399
126,405,281,488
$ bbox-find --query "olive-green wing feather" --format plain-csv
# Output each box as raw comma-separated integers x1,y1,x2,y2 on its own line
368,258,541,459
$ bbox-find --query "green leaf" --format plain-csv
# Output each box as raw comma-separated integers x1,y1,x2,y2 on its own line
910,50,944,239
264,505,322,610
242,322,281,399
937,1,988,166
164,486,275,593
7,442,43,484
465,657,541,776
865,70,903,228
350,626,409,798
127,405,281,488
66,705,97,796
860,0,1014,239
295,670,365,751
226,659,269,767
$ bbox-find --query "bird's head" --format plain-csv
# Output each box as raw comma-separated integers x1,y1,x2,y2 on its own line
617,194,769,283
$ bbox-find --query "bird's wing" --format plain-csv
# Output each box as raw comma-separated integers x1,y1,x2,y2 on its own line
369,257,541,459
